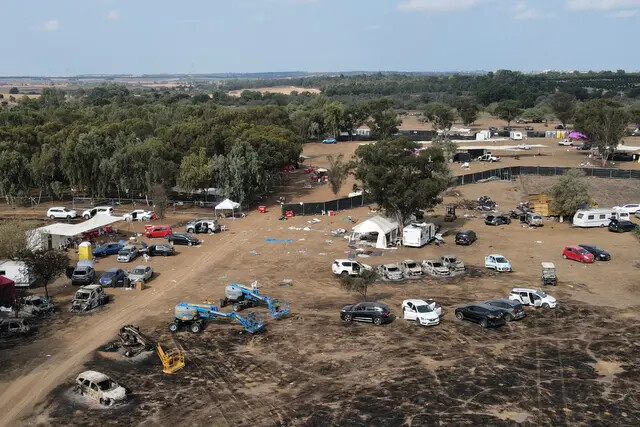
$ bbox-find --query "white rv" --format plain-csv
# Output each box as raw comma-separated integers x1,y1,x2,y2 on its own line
403,223,436,247
509,131,523,140
0,260,36,287
572,209,629,228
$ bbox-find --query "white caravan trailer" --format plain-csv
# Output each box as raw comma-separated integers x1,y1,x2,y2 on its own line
510,131,523,140
572,209,629,227
0,260,36,287
403,223,436,247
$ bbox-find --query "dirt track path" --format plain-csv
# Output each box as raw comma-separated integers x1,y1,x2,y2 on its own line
0,228,247,426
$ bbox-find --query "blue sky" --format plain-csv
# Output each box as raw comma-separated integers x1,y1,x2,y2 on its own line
1,0,638,75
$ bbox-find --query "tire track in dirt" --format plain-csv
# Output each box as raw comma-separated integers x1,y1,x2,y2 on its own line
0,229,246,427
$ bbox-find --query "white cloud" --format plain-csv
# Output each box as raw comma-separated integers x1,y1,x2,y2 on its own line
106,10,121,21
512,1,553,20
607,8,638,16
397,0,483,12
566,0,640,11
40,19,60,32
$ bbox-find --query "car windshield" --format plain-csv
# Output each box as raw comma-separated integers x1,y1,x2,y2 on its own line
535,290,547,297
132,268,145,275
118,250,130,255
387,267,399,272
432,262,443,267
75,292,90,300
97,379,115,391
578,249,589,255
406,263,417,268
495,257,507,263
416,305,433,313
73,268,88,275
63,208,71,212
103,272,116,278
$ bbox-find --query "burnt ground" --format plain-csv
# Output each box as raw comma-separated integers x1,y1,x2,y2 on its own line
28,298,640,427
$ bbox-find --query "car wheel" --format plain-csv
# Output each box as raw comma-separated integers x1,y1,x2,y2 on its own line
456,312,463,320
373,317,383,326
188,241,193,247
168,322,179,333
480,319,488,328
579,258,584,263
233,303,241,312
340,271,348,278
190,322,201,333
66,215,71,219
99,398,105,405
542,303,550,309
343,313,352,322
562,254,567,259
49,215,55,219
415,318,422,326
504,313,513,322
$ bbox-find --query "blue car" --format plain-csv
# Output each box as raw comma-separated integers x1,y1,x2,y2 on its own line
322,138,337,144
92,241,124,257
99,268,130,288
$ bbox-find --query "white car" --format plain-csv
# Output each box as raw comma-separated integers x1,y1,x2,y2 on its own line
127,265,153,283
402,299,441,326
82,206,114,219
613,204,640,215
46,207,77,219
377,264,404,281
558,139,573,146
75,371,127,406
509,288,558,309
332,259,371,277
399,260,423,278
485,254,512,272
123,209,154,221
421,260,450,277
478,153,500,162
440,255,465,272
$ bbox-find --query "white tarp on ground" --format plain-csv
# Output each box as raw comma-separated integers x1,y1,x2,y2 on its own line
27,215,124,250
351,216,399,249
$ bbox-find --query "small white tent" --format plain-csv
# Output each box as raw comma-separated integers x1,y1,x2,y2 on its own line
215,199,242,219
351,216,399,249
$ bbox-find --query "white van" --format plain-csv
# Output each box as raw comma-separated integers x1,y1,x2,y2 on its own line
572,209,629,227
0,260,36,287
403,223,436,247
509,131,523,140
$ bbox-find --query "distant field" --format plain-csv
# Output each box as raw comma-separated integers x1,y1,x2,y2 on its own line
227,85,321,97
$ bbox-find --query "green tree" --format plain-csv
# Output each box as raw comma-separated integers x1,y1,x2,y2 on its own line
30,146,57,203
0,220,34,259
223,140,264,204
340,269,378,300
494,100,522,127
0,149,31,205
549,169,591,219
9,87,19,94
323,101,345,138
628,103,640,129
455,98,480,126
574,99,629,164
355,138,452,229
365,99,401,139
149,184,169,219
326,154,349,196
423,103,456,135
550,92,576,127
177,147,214,195
432,138,458,162
17,249,69,299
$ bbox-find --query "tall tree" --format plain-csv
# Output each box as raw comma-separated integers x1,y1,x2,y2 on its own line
17,249,69,299
177,147,214,194
549,169,591,219
326,154,349,196
223,140,264,204
574,99,629,164
365,99,401,139
550,92,576,128
149,184,169,219
494,100,522,127
628,103,640,129
323,101,345,138
423,104,456,135
355,138,452,229
0,149,31,205
455,98,480,126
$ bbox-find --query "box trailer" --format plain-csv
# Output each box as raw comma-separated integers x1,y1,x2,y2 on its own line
0,260,36,287
403,223,436,247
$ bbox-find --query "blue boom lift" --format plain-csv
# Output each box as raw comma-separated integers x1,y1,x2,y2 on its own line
220,282,290,318
169,302,265,334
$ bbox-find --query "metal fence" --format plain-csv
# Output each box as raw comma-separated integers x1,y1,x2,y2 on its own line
281,194,367,216
455,166,640,185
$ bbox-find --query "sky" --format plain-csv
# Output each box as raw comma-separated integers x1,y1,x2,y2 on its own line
0,0,638,76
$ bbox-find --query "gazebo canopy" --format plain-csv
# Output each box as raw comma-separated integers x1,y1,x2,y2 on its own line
351,216,399,249
568,131,587,140
215,198,242,219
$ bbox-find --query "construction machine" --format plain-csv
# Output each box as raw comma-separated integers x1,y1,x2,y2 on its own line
220,282,290,318
169,302,265,334
444,205,456,222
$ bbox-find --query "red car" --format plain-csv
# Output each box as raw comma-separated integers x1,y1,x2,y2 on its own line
145,225,173,238
562,246,594,263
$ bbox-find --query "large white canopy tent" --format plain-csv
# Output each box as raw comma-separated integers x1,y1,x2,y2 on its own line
215,198,242,219
27,215,124,250
350,216,399,249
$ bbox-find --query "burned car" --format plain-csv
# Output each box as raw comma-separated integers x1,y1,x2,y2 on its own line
0,318,31,339
71,285,109,312
18,295,54,317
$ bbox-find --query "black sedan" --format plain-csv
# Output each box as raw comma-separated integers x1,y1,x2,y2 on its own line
608,219,637,233
167,233,200,246
485,215,511,226
455,303,506,328
579,244,611,261
147,244,175,256
340,302,393,326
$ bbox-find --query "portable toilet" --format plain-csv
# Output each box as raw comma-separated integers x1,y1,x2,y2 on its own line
78,241,93,261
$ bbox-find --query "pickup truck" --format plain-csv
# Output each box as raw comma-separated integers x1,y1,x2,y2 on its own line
478,153,500,162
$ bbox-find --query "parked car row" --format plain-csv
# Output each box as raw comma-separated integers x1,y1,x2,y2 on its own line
341,287,558,329
333,256,467,281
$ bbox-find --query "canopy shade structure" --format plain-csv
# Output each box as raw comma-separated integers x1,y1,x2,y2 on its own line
351,216,399,249
568,131,587,140
215,198,242,219
0,275,15,307
27,215,124,250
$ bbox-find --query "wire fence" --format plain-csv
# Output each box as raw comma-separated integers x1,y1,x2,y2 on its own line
455,166,640,185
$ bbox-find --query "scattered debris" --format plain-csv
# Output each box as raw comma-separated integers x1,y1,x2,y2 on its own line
279,279,293,286
157,344,185,374
266,238,294,243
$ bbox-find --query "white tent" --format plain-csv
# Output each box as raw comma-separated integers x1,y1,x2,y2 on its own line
215,199,242,219
351,216,399,249
27,215,124,250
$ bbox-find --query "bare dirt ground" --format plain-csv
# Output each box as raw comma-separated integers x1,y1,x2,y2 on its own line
1,150,640,425
227,86,321,97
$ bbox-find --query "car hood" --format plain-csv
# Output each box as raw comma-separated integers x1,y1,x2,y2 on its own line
128,274,144,280
341,305,353,312
103,386,127,401
419,311,440,321
100,277,114,284
545,296,557,304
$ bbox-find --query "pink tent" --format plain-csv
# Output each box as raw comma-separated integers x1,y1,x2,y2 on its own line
568,131,587,140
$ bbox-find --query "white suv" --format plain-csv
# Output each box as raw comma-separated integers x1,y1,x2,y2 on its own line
332,259,371,277
82,206,114,219
46,207,77,219
613,204,640,215
509,288,558,309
